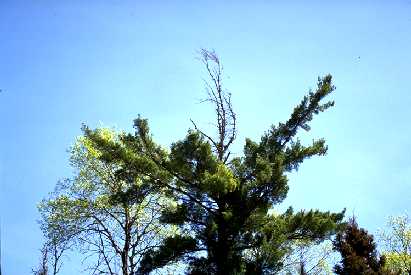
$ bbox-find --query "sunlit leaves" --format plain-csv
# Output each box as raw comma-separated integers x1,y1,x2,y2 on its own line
379,214,411,274
39,128,172,274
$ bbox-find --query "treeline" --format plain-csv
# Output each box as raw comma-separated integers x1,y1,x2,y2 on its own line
34,50,411,275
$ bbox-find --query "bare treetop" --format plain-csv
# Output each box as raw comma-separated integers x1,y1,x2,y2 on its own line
192,49,237,163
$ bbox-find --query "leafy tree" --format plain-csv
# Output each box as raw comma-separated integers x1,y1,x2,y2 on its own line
39,129,174,275
84,49,345,274
379,214,411,274
333,217,386,275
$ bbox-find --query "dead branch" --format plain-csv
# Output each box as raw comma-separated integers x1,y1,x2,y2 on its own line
191,49,237,163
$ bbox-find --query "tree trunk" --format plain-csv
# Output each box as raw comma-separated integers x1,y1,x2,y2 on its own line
214,216,239,275
122,206,131,275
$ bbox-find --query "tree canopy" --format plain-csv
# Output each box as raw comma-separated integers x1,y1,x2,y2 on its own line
39,128,175,275
81,49,345,274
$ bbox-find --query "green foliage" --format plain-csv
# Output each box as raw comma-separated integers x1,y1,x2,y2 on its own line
39,128,174,275
333,218,386,275
84,66,344,274
241,208,344,273
138,235,197,275
379,214,411,274
202,163,239,197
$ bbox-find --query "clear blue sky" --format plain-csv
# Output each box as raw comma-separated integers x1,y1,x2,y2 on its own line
1,1,410,274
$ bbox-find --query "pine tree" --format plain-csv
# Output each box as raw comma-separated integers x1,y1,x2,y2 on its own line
84,49,345,274
333,217,386,275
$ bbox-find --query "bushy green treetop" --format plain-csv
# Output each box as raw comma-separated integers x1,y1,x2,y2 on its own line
84,50,345,274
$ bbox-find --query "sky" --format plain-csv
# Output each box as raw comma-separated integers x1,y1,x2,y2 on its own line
1,0,411,274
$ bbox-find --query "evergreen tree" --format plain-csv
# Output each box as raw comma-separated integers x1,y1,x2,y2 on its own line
333,217,386,275
84,49,345,274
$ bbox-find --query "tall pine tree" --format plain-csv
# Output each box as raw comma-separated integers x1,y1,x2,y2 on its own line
84,49,345,274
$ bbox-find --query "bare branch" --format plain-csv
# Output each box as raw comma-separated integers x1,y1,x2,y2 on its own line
191,49,237,163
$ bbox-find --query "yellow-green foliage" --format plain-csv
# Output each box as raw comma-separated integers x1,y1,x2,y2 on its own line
384,252,411,274
379,214,411,274
203,162,239,197
38,127,173,274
